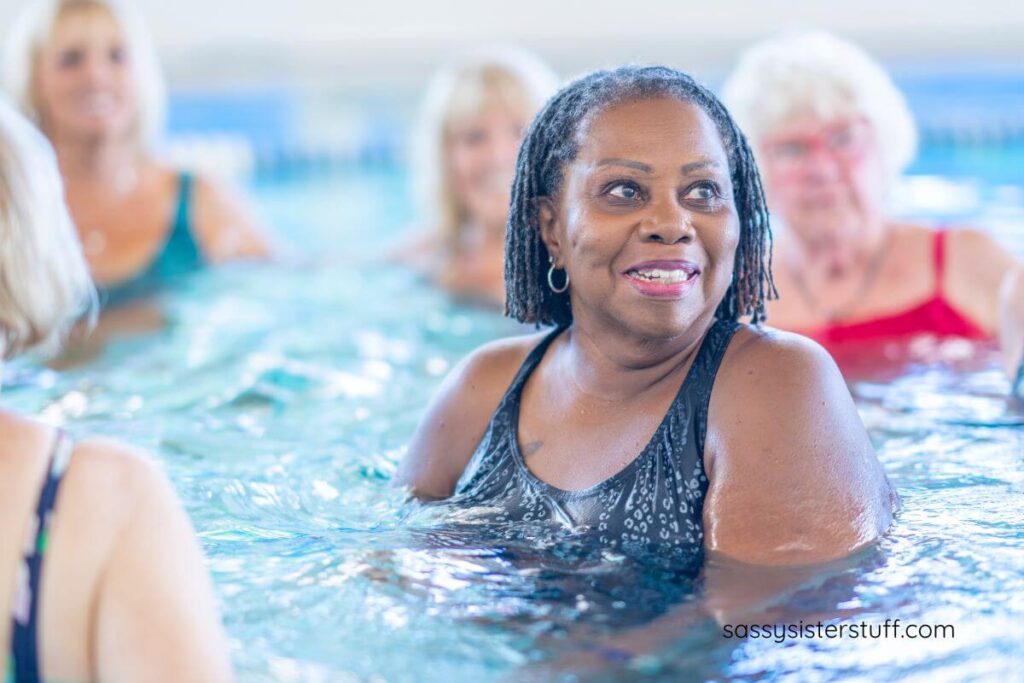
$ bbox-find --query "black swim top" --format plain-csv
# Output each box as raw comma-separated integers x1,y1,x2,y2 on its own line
451,317,739,566
6,432,73,683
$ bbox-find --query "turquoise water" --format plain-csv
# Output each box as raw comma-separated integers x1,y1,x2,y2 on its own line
3,164,1024,682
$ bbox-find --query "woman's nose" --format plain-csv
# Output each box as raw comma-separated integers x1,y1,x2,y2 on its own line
487,134,519,169
798,145,845,181
639,197,695,244
81,52,113,86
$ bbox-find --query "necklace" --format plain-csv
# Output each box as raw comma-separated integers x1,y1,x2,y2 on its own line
788,242,889,323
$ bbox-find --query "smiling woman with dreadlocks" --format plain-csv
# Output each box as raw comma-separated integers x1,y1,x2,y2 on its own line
396,66,897,569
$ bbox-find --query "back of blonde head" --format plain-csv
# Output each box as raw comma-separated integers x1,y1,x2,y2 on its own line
1,0,167,150
412,47,559,248
721,30,918,183
0,96,94,360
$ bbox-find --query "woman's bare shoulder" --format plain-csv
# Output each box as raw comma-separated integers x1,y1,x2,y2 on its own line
419,329,550,439
395,329,552,498
705,324,893,566
459,331,549,384
708,322,858,478
719,324,836,379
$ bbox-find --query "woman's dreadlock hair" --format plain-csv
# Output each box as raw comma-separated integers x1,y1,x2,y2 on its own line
504,65,776,327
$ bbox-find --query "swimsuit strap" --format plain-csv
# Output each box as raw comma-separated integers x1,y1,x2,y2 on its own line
171,172,194,240
692,318,741,456
498,326,567,410
9,432,74,683
160,172,202,275
933,230,947,298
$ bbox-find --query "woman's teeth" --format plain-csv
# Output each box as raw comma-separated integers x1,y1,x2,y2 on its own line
628,269,692,283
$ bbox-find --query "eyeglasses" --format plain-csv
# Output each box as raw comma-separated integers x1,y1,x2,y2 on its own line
761,118,874,173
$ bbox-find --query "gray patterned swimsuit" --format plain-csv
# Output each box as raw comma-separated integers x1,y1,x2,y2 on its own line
451,317,739,566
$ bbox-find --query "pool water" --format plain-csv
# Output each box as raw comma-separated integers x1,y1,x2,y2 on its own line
3,164,1024,682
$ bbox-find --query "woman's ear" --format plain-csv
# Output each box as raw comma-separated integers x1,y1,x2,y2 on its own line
537,197,563,266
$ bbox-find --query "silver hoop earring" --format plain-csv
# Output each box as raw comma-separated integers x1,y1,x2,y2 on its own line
547,263,569,294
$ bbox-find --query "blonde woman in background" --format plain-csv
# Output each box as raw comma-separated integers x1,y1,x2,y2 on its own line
2,0,269,309
401,47,559,306
0,98,232,682
721,31,1024,382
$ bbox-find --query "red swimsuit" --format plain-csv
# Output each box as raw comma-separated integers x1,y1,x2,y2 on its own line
799,231,988,351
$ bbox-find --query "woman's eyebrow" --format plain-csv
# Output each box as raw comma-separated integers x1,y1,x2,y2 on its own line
596,158,653,173
681,159,720,175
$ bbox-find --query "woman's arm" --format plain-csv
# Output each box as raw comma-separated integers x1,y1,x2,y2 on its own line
89,443,233,683
394,335,538,499
945,228,1024,382
703,328,897,565
192,175,274,261
998,264,1024,387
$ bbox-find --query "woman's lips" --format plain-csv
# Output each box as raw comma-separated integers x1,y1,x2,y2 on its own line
622,260,701,299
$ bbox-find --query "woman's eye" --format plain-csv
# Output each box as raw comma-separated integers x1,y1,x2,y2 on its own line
460,129,487,146
607,183,642,201
110,46,126,64
58,49,84,68
772,142,805,159
683,183,718,202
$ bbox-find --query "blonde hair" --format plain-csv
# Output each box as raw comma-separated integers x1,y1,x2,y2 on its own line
721,30,917,183
1,0,167,150
0,96,95,360
411,47,559,250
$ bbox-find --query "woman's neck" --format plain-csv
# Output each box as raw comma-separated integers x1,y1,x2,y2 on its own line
559,311,715,403
784,225,890,284
52,134,143,194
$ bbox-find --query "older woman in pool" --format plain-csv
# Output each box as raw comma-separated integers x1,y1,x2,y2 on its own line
400,48,558,306
0,98,231,681
3,0,269,308
397,66,896,570
722,31,1024,383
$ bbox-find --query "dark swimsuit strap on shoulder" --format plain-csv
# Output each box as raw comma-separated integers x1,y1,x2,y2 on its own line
8,432,73,683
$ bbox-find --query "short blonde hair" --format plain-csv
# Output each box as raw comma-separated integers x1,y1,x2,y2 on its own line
721,30,917,182
1,0,167,151
0,96,95,360
411,47,559,250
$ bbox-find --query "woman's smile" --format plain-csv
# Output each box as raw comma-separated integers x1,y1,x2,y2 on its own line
623,259,701,299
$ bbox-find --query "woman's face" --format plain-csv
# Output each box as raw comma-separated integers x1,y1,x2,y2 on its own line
758,113,887,257
34,7,137,144
541,96,739,340
446,102,526,235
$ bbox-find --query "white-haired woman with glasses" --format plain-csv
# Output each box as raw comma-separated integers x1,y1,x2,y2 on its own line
0,98,232,682
2,0,270,309
399,47,559,306
722,31,1024,387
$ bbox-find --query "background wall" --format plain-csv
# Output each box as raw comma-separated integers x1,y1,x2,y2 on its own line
2,0,1024,88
